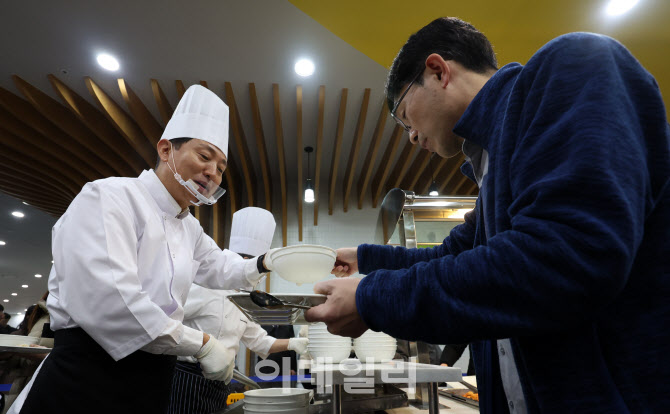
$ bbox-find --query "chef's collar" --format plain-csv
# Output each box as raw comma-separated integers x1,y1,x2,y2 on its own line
452,63,523,151
139,170,190,220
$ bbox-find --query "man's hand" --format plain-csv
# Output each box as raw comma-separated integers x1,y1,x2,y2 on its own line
304,277,368,338
331,247,359,277
195,337,236,383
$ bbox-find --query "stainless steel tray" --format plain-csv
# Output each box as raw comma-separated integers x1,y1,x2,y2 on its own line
227,293,327,325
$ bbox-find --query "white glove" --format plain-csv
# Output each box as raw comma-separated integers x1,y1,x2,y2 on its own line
263,248,281,272
195,337,236,383
287,338,309,354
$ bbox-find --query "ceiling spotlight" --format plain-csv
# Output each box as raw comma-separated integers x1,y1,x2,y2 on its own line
12,211,25,218
34,274,42,278
21,285,28,288
97,53,120,71
3,300,8,303
0,241,5,246
22,201,29,205
11,293,17,296
51,260,54,264
294,58,315,77
605,0,640,16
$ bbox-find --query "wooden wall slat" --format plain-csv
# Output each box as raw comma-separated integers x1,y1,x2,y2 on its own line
0,108,101,181
386,141,419,190
328,88,348,215
118,79,163,147
452,175,471,194
314,86,325,225
0,147,80,195
0,169,73,205
438,154,466,194
150,79,173,125
272,84,288,246
416,156,448,195
296,85,303,241
342,88,370,213
248,83,272,211
85,77,155,167
224,82,257,207
399,150,431,192
175,80,186,98
356,102,387,210
371,125,404,208
47,75,142,175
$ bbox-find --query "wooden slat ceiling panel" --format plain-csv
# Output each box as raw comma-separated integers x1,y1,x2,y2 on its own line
84,77,155,167
313,85,325,225
46,75,143,175
296,85,304,241
357,102,387,210
342,88,370,213
272,84,288,247
328,88,347,215
371,125,404,208
0,75,477,223
248,83,272,211
224,82,257,207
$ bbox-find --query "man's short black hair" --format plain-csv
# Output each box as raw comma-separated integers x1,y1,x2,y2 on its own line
4,313,10,321
385,17,498,111
155,137,193,169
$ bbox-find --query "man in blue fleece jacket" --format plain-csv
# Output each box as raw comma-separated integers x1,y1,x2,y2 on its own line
305,17,670,413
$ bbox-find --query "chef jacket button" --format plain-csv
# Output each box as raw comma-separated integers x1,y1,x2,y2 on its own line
172,253,176,258
499,345,505,356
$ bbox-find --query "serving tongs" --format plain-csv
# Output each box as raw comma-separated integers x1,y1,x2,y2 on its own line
237,289,313,310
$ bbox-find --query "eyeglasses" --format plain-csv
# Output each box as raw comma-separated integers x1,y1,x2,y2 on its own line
390,71,422,132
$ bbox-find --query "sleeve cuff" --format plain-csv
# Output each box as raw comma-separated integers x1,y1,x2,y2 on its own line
355,274,381,332
178,326,205,357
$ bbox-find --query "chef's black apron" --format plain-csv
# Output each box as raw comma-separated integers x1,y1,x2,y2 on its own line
167,360,229,414
19,328,177,414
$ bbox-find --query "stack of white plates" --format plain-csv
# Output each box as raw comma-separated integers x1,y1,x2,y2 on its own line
353,330,397,362
244,388,311,414
0,334,39,347
307,323,351,363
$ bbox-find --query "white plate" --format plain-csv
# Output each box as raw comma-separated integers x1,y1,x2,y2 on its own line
0,345,52,354
227,293,326,325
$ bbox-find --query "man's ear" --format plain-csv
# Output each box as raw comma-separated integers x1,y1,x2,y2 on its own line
156,139,171,163
425,54,450,89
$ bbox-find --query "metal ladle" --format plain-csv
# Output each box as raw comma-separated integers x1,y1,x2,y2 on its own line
238,289,312,310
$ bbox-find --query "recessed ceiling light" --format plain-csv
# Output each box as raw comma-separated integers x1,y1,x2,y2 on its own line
34,274,42,278
24,308,27,311
3,300,8,303
22,201,29,205
11,211,25,218
51,260,54,264
97,53,120,71
605,0,640,16
294,58,315,77
0,241,5,246
21,285,28,288
11,293,17,296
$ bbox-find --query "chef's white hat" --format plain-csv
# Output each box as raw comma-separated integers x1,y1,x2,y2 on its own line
160,85,229,157
229,207,276,257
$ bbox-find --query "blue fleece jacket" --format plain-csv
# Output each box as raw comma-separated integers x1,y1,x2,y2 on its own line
355,33,670,413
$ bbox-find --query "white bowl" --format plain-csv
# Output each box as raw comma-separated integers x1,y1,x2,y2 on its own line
354,346,397,362
244,388,311,406
307,346,351,362
266,245,336,285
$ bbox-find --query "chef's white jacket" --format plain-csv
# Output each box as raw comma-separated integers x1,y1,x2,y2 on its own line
177,285,275,364
46,170,263,361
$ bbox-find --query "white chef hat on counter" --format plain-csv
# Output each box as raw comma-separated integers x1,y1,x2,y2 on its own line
160,84,229,157
229,207,276,257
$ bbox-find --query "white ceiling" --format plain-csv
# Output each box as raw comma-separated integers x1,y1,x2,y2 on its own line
0,0,402,315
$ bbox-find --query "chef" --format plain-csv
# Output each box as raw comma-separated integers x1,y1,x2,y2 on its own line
168,207,308,414
10,85,276,414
